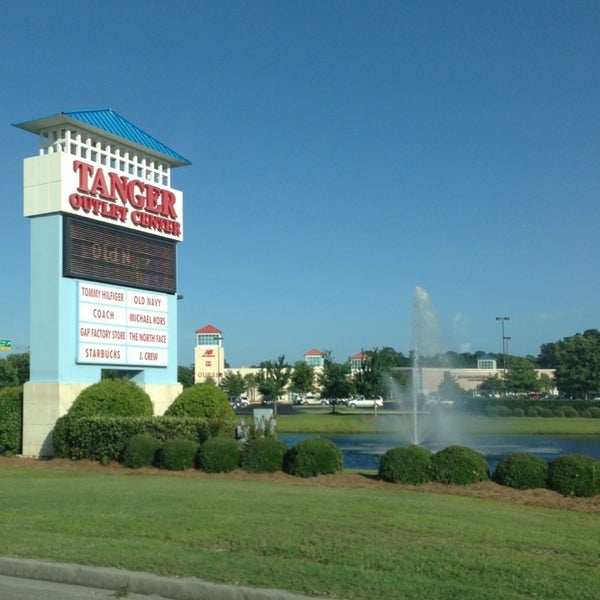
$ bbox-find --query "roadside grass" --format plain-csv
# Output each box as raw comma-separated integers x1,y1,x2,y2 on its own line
275,411,600,435
1,467,599,599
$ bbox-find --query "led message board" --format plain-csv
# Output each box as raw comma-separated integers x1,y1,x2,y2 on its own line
64,216,176,294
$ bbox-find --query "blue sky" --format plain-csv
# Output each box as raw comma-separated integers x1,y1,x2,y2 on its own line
1,0,598,368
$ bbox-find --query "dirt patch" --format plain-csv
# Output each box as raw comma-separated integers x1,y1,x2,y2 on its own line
2,455,599,514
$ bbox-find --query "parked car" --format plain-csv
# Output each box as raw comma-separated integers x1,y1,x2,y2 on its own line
347,395,383,408
299,395,329,406
228,396,249,409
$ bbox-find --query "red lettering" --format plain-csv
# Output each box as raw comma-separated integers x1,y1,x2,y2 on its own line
73,161,94,193
108,171,130,204
70,161,181,234
144,185,161,213
89,168,110,199
127,180,146,209
160,190,178,218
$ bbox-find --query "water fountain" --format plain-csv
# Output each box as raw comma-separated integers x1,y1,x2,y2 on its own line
388,285,449,445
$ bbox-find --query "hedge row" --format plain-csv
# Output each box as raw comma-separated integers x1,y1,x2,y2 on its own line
481,405,600,418
464,397,600,415
53,415,236,464
378,445,600,497
115,434,340,477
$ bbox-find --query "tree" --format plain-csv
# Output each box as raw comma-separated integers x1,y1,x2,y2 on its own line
477,375,504,397
553,330,600,398
256,356,291,403
289,361,315,395
177,364,195,388
437,372,464,403
0,360,19,389
505,356,540,394
318,355,354,409
538,342,559,368
221,370,246,397
6,352,29,386
352,349,387,397
243,373,258,403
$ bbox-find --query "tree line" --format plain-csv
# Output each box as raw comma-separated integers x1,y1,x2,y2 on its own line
3,328,600,399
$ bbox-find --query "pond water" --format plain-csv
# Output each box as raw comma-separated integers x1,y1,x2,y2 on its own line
279,433,600,472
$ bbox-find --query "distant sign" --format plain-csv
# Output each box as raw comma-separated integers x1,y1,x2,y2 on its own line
0,339,11,351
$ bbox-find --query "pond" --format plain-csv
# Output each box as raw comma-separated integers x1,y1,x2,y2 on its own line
279,433,600,472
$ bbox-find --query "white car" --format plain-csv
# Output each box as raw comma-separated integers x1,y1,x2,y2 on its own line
347,395,383,408
298,395,329,405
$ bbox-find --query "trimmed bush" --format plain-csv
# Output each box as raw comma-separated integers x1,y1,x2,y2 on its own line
68,379,153,418
485,405,511,417
52,415,71,458
580,409,592,418
538,407,554,418
378,445,433,484
241,437,288,473
158,437,199,471
526,406,539,417
0,386,22,455
548,454,600,497
493,453,549,490
431,445,489,485
553,408,565,417
283,438,343,478
121,434,162,468
559,405,579,418
590,407,600,418
512,408,525,417
165,382,234,435
197,436,242,473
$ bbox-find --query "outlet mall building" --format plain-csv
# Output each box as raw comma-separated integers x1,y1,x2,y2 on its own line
193,325,556,400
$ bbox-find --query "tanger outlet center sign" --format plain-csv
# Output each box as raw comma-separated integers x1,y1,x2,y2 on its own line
68,160,182,238
59,159,183,368
16,108,191,456
63,158,182,367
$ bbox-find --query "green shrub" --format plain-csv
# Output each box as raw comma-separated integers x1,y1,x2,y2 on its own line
241,437,288,473
0,387,22,455
283,438,343,478
579,409,592,418
165,382,234,435
559,405,579,418
526,406,539,417
493,453,549,490
431,445,489,485
197,436,242,473
158,437,199,471
0,387,21,445
590,407,600,418
378,445,433,484
121,434,162,468
553,408,565,417
512,408,525,417
537,407,554,418
68,379,153,418
54,416,233,463
548,454,600,497
52,415,71,458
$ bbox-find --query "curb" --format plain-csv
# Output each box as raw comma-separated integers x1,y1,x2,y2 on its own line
0,557,329,600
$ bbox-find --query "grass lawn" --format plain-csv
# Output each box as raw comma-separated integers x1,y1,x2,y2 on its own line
1,466,599,599
274,410,600,436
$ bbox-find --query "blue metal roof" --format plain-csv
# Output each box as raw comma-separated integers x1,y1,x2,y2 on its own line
13,109,191,167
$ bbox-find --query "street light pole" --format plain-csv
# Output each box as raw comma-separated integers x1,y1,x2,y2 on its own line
495,316,510,374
